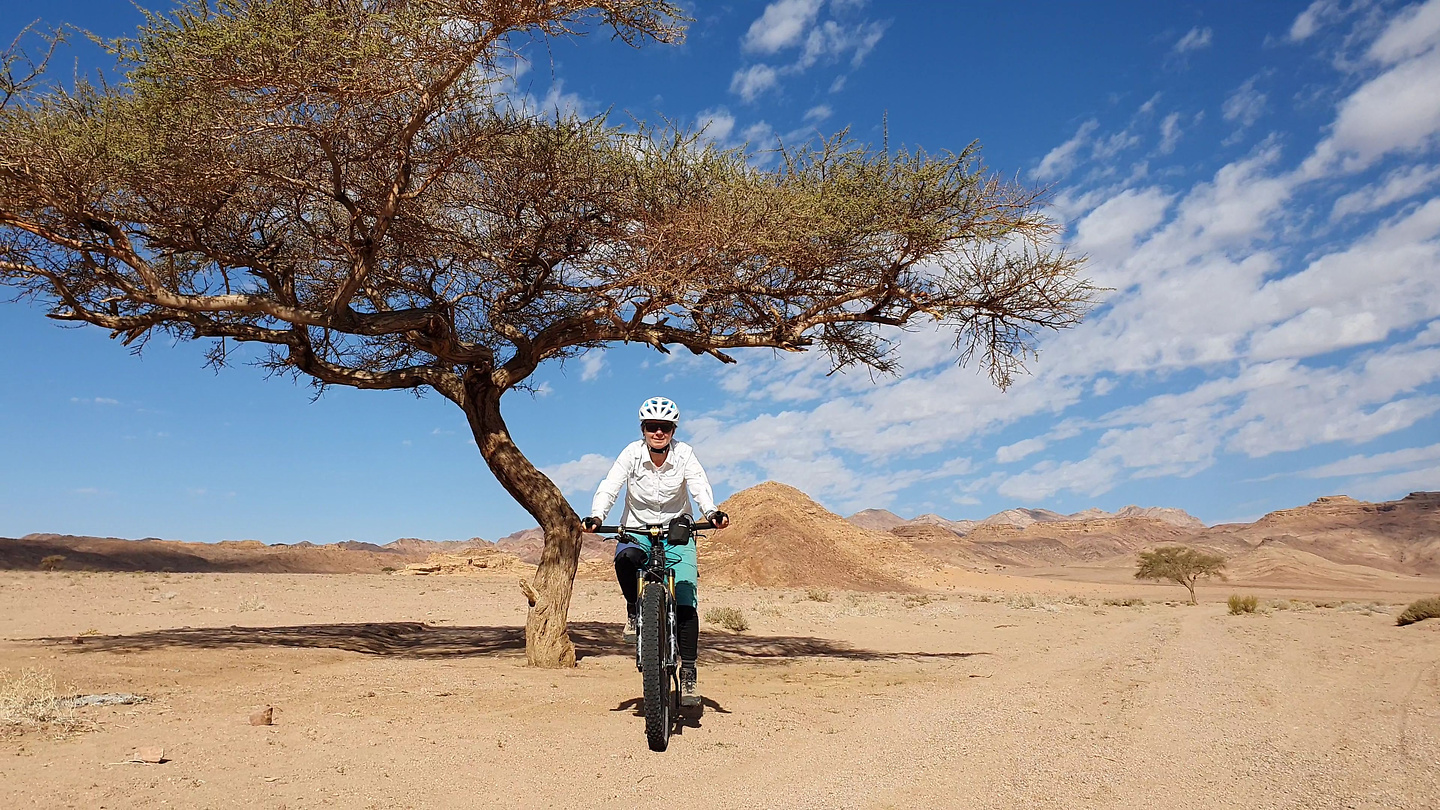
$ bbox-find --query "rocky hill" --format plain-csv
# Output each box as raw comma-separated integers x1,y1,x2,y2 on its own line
0,533,484,574
699,482,922,591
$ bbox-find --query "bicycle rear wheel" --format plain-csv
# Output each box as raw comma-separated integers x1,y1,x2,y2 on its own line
640,581,671,751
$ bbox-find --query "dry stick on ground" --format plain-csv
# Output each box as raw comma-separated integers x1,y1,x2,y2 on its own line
0,1,1096,667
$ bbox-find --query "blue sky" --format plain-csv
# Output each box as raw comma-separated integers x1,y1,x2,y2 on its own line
1,0,1438,543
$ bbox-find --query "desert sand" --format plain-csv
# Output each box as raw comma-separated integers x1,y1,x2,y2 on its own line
3,485,1439,809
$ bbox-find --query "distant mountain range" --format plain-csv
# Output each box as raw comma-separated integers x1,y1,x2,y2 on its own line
5,488,1435,591
847,504,1206,535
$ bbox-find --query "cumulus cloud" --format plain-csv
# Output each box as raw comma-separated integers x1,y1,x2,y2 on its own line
730,64,780,102
742,0,825,54
1301,4,1440,177
697,107,737,143
542,453,614,497
996,438,1046,464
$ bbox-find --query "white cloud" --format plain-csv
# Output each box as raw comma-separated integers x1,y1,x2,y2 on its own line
1289,0,1342,42
1072,187,1173,263
730,64,779,102
1367,0,1440,64
1222,76,1267,128
1301,441,1440,478
803,104,832,123
1034,120,1098,180
71,396,120,405
742,0,825,54
579,352,606,382
1173,27,1214,54
1344,463,1440,500
697,107,737,144
1330,163,1440,220
1158,112,1184,154
1301,46,1440,177
542,453,614,497
996,438,1046,464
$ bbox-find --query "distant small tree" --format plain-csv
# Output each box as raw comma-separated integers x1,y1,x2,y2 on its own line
1135,546,1226,605
0,1,1095,667
38,554,65,572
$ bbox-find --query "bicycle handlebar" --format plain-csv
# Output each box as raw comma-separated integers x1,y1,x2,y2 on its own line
592,521,717,533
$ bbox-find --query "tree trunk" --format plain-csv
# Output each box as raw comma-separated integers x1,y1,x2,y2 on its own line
1184,578,1197,605
462,379,583,668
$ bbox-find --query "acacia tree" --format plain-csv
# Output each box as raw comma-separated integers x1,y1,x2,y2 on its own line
0,0,1095,667
1134,546,1227,604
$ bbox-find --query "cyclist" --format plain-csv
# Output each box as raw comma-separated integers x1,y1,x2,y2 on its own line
580,396,729,707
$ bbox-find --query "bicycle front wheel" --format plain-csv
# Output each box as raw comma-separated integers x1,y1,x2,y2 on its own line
640,581,672,752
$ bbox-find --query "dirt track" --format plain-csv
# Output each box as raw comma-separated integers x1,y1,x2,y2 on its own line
3,571,1439,809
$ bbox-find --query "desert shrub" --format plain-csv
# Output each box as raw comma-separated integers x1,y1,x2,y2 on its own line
1396,596,1440,627
1062,595,1091,606
1103,598,1145,607
1228,594,1259,615
238,595,266,612
1006,594,1038,609
381,566,397,573
903,594,933,608
705,606,748,632
1,668,81,737
1134,546,1226,604
1338,601,1388,615
39,555,65,572
972,594,999,603
805,588,831,602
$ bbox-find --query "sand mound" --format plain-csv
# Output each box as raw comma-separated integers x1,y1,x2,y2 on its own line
699,482,921,591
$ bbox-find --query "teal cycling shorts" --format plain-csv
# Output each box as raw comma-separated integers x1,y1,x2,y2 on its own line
616,532,698,608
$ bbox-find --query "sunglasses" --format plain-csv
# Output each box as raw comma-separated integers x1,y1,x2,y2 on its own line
641,421,676,434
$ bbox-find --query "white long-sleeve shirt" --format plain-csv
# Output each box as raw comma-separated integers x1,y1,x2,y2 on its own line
589,440,718,528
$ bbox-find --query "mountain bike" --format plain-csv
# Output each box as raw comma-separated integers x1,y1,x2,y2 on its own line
595,516,716,752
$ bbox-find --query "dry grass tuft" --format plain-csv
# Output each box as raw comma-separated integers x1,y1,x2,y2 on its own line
238,594,267,612
804,588,831,602
1,668,84,737
704,606,749,632
1396,596,1440,627
1103,598,1145,607
903,594,933,608
1228,594,1259,615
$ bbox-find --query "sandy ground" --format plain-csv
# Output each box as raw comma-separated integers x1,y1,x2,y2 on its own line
3,570,1439,810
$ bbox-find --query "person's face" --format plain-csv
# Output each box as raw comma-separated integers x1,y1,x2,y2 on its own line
641,420,676,450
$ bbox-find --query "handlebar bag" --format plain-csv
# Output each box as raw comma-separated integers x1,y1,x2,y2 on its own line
666,514,694,546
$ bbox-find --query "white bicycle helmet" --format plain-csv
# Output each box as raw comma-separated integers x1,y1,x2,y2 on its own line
638,396,680,423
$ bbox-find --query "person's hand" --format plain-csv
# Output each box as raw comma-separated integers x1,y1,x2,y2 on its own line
709,510,730,529
581,516,602,533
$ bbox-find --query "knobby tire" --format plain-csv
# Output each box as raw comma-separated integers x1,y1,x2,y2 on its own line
640,581,671,752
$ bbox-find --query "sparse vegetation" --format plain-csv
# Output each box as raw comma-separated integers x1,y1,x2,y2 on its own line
1103,598,1145,607
1228,594,1259,615
1396,596,1440,627
1,668,81,737
238,595,267,612
705,607,749,632
903,594,933,608
38,555,65,572
805,588,832,603
1134,546,1227,605
1062,595,1091,606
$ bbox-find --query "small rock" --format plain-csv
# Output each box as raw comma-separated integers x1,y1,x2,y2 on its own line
250,706,274,726
129,747,166,764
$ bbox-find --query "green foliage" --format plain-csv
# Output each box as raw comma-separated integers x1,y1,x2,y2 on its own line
1134,546,1227,604
1228,594,1258,615
1396,596,1440,627
704,606,747,632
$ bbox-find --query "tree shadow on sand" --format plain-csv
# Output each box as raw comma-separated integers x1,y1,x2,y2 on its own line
40,621,987,664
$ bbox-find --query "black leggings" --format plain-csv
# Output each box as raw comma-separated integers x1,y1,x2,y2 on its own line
615,547,698,664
